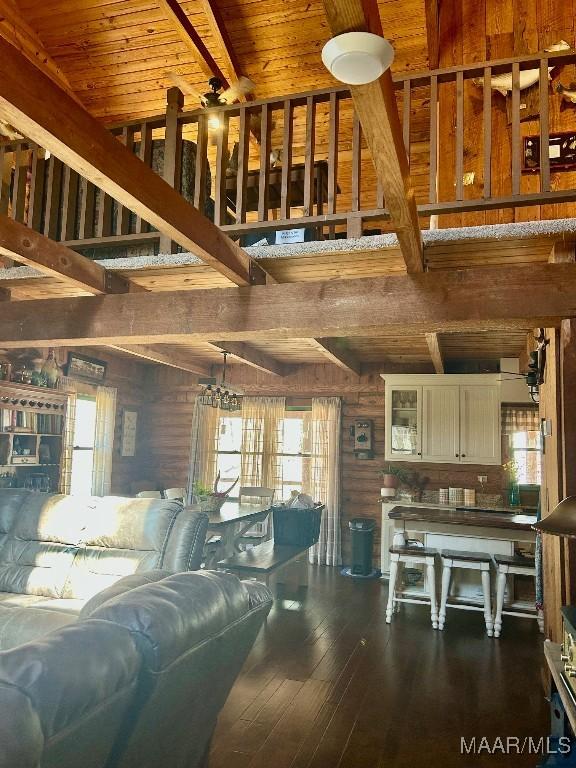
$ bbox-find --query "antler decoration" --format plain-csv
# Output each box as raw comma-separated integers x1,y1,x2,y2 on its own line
212,473,240,498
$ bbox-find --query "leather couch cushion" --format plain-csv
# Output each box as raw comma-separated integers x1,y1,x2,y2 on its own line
0,619,140,768
0,604,77,650
0,490,32,550
64,496,183,600
80,569,172,618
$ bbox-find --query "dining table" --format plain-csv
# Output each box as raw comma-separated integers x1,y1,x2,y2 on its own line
200,500,273,567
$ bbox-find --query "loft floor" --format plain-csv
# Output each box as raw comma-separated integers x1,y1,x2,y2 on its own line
210,567,547,768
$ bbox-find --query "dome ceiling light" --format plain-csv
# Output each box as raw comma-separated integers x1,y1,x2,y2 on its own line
321,32,394,86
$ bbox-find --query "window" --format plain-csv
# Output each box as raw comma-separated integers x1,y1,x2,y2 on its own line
510,429,542,485
214,411,310,501
70,396,97,495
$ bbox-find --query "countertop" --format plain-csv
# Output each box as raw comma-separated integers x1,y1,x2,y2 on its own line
387,504,538,531
381,499,537,514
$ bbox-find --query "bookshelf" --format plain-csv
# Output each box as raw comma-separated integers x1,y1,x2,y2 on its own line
0,381,69,493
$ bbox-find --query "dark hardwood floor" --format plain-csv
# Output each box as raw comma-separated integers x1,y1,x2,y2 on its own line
210,567,548,768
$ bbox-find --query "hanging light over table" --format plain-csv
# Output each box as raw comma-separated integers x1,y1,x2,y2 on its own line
199,351,242,412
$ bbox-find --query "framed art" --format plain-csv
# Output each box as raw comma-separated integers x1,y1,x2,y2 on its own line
120,408,138,457
65,352,107,384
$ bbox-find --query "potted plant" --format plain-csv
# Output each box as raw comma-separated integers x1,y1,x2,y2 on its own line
502,459,520,507
381,464,406,489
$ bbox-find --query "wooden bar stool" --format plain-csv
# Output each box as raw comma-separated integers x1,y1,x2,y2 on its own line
438,549,494,636
493,554,543,638
386,545,439,629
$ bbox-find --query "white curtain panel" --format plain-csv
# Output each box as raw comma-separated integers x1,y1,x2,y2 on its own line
240,396,285,496
91,386,117,496
186,394,219,502
307,397,342,566
59,390,77,495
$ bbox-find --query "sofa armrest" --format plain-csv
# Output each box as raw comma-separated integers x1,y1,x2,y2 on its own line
161,509,209,571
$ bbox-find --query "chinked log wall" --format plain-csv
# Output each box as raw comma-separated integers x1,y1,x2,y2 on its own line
1,48,576,257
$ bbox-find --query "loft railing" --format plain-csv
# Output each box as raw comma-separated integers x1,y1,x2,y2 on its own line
1,47,576,255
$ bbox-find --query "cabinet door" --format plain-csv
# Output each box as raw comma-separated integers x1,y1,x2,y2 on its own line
385,386,422,461
459,385,501,465
422,385,460,463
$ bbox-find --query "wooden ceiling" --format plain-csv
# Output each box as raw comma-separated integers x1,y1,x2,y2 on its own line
14,0,429,123
0,0,563,374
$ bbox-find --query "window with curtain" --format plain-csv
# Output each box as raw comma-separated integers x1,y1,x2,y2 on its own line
501,406,541,484
70,395,97,495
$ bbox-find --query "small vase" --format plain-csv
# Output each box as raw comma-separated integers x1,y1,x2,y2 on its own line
507,482,520,507
42,349,61,389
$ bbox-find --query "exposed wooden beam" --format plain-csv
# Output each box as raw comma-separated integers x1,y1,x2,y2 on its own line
208,341,289,377
0,37,269,288
0,286,10,300
425,332,444,373
321,0,424,273
157,0,228,85
309,338,362,376
108,344,210,376
424,0,440,70
1,263,574,348
0,0,82,105
0,214,129,294
550,240,576,263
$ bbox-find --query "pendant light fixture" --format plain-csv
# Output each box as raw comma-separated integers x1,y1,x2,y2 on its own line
199,351,242,412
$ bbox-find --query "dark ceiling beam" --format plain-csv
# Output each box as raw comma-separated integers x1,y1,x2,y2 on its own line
321,0,424,273
424,0,440,70
0,263,574,348
158,0,229,86
0,36,270,287
108,344,211,375
309,338,362,376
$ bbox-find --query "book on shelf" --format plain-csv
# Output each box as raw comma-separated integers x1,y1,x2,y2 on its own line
0,410,63,435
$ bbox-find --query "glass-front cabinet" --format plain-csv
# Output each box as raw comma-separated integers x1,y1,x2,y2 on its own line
385,386,422,461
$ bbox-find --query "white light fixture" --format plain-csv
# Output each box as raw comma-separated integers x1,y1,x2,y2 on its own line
208,113,221,130
321,32,394,85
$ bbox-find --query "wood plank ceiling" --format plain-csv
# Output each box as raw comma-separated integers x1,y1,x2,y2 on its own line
0,0,552,373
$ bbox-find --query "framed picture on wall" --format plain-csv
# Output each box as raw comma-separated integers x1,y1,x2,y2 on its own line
65,352,107,384
120,408,138,457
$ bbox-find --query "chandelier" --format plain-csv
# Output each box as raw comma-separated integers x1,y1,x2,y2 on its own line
199,351,242,411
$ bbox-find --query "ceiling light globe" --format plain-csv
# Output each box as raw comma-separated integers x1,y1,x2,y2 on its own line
321,32,394,85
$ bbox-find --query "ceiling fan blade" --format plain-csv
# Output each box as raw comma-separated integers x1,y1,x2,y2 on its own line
166,72,205,103
219,76,255,104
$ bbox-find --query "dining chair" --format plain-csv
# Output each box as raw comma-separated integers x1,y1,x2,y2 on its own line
164,487,186,501
237,487,275,551
136,491,162,499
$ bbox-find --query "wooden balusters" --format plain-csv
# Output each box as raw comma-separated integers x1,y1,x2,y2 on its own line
429,75,438,204
60,165,79,240
328,93,340,236
352,112,361,213
303,95,316,218
116,126,134,236
280,99,294,221
27,148,46,232
0,146,10,215
78,178,96,240
483,67,492,200
539,58,550,194
511,62,521,196
214,111,229,227
235,107,250,225
193,114,209,215
258,103,271,222
96,188,112,238
161,87,184,253
135,122,152,234
10,145,28,222
403,80,411,156
455,70,464,202
44,155,63,239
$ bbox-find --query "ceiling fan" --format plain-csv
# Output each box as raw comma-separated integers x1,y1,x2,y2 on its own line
167,72,255,108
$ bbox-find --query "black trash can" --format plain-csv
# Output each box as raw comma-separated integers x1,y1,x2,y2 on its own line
348,518,377,576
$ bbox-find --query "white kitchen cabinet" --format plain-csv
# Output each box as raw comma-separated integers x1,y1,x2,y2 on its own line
385,385,422,461
382,374,501,465
459,385,501,465
422,385,460,462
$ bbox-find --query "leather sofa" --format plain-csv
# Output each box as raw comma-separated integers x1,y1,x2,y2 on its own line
0,490,209,649
0,570,273,768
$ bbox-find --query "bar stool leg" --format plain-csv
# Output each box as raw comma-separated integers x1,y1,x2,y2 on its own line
386,556,399,624
481,566,493,637
494,568,507,638
439,561,451,631
426,559,439,629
